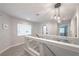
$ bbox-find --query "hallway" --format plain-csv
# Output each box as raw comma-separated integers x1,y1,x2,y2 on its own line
0,3,79,56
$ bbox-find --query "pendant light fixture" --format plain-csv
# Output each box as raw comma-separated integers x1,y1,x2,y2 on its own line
53,3,61,23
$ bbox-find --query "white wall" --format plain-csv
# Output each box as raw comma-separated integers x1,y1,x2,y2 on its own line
10,17,33,45
0,11,45,52
42,21,73,36
0,12,11,51
70,16,77,37
0,11,34,52
29,21,58,36
32,22,42,36
41,21,58,35
76,7,79,37
69,7,79,37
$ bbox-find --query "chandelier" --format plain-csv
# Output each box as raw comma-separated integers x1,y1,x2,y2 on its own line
52,3,62,23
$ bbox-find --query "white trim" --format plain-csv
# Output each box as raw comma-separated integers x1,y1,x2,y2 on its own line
24,47,39,56
24,48,34,56
25,36,79,53
0,42,24,54
9,42,24,47
0,46,10,55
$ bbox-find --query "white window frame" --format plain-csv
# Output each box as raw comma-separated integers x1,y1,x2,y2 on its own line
17,23,32,36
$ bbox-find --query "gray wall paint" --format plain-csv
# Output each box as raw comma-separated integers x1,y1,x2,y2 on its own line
10,18,32,45
70,16,77,37
32,23,42,36
0,12,11,51
0,12,33,52
41,21,58,35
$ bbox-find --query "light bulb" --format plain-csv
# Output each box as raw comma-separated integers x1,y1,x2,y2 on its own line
54,16,57,19
58,20,61,23
57,16,60,20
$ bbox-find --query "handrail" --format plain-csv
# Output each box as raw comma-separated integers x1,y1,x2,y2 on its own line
40,34,79,39
25,36,79,54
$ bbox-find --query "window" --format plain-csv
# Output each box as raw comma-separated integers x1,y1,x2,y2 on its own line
17,23,32,36
42,25,48,35
59,24,68,36
59,28,65,33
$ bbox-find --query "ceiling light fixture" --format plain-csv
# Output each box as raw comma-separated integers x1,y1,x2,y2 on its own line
55,3,61,23
53,3,62,23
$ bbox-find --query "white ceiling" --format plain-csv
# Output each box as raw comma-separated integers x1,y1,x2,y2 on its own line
0,3,78,23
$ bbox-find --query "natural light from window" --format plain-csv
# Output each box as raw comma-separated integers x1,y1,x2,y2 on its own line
17,23,32,36
42,25,47,35
59,28,65,33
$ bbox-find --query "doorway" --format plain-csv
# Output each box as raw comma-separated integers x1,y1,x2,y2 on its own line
59,24,68,36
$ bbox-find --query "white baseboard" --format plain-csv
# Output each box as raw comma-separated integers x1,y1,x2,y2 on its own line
0,46,11,55
0,42,24,54
9,42,24,48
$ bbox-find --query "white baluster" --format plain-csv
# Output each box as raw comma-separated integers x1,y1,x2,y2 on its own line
39,43,44,56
